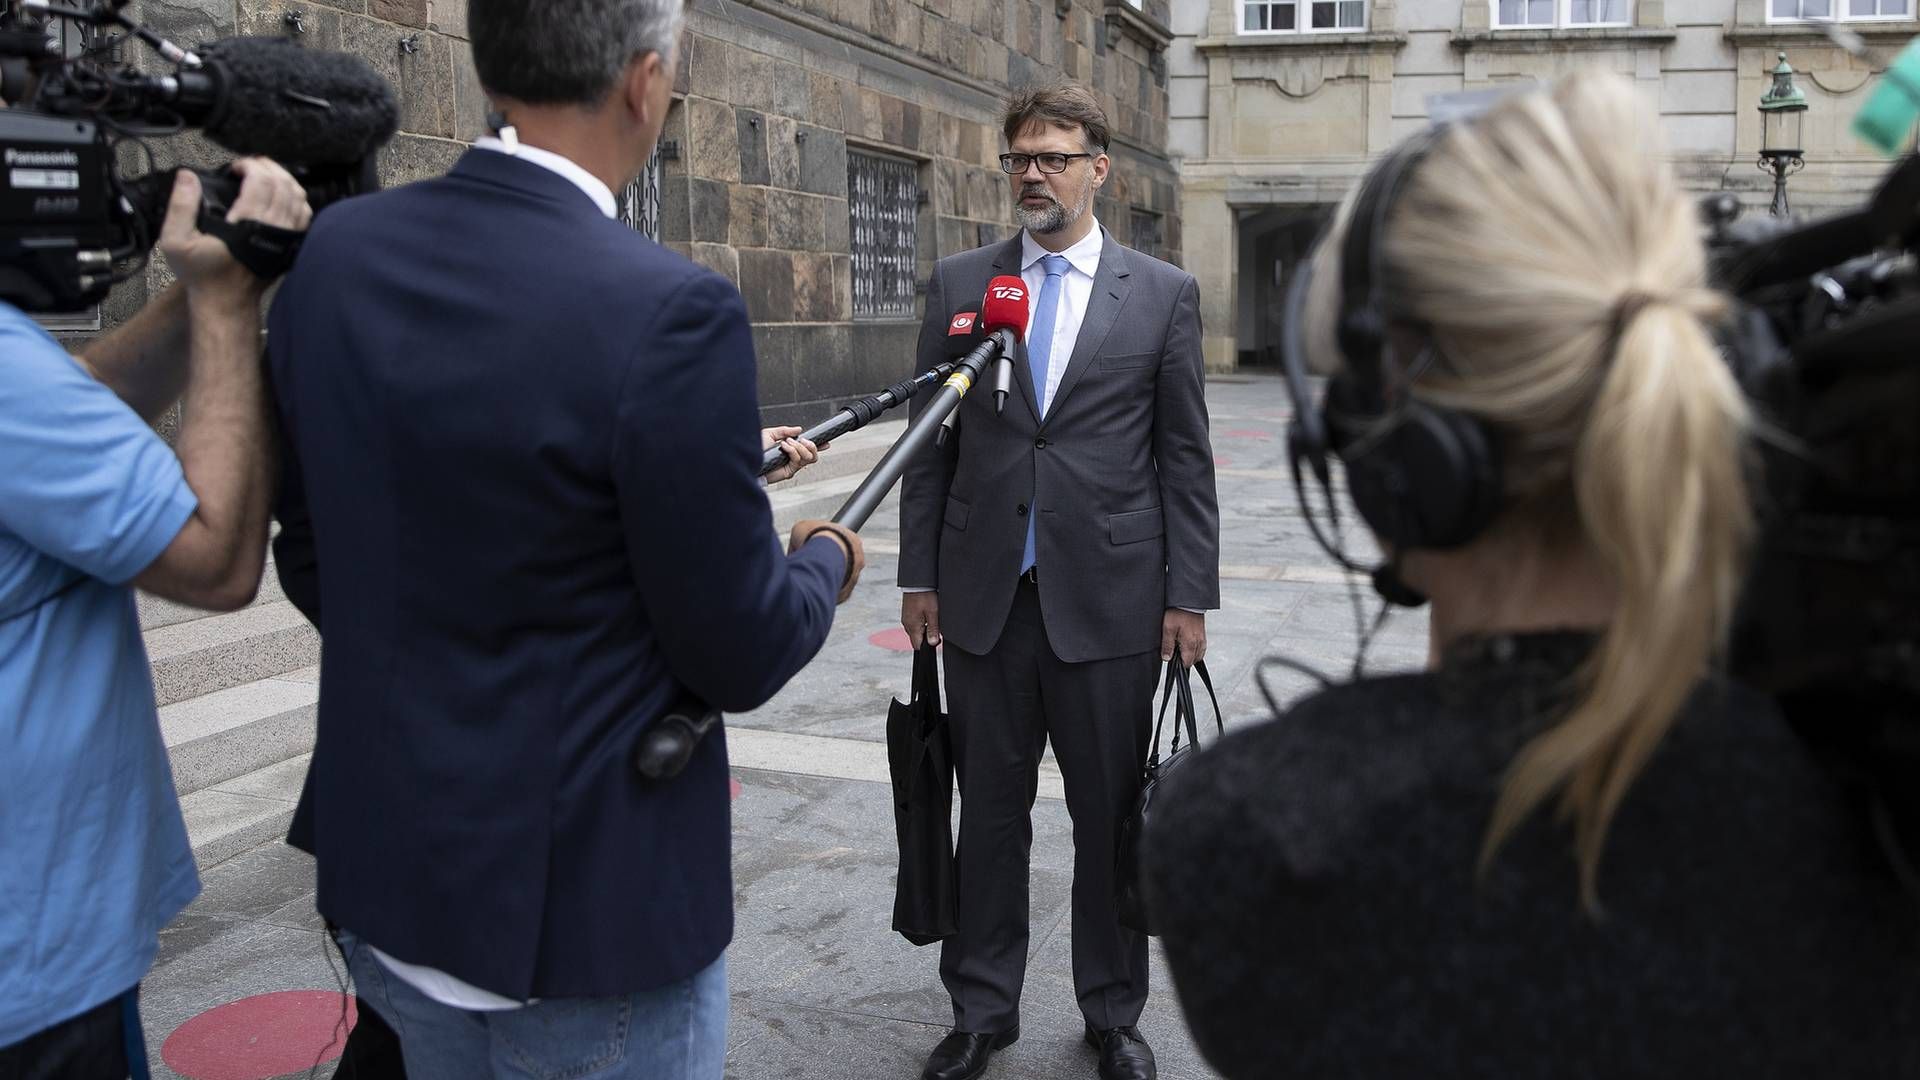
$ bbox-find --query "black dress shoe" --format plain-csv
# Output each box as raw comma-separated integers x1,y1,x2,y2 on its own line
1084,1024,1157,1080
921,1026,1019,1080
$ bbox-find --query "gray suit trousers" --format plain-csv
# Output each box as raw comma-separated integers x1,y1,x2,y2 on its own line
938,577,1159,1033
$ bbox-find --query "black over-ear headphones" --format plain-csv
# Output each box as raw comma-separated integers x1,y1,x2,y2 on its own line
1280,125,1504,605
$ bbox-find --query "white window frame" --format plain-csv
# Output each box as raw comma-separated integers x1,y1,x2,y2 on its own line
1237,0,1369,35
1766,0,1912,22
1490,0,1633,28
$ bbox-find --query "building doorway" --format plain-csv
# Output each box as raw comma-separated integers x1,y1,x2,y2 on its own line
1234,206,1332,370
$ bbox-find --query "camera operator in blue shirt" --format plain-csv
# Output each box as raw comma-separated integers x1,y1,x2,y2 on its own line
0,160,312,1077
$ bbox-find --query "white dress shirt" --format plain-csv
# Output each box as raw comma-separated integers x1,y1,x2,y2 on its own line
473,134,619,220
1020,222,1103,418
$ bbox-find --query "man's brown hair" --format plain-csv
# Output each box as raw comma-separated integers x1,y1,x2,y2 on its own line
1002,84,1110,153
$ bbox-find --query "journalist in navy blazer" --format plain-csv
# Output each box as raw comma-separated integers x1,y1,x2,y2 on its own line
267,148,847,1000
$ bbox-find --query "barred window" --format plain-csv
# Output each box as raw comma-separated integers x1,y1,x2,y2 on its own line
618,143,664,241
1130,209,1162,261
847,150,919,320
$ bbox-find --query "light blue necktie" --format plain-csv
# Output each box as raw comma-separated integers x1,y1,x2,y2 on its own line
1020,254,1070,576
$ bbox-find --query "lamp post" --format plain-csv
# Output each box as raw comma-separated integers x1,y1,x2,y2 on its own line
1757,52,1809,219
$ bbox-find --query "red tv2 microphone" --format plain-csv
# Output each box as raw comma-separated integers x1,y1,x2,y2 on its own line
938,277,1030,444
980,275,1029,414
981,276,1029,333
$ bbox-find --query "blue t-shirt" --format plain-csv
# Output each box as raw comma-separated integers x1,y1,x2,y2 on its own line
0,305,200,1047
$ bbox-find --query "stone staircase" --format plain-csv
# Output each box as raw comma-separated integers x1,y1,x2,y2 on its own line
151,417,907,870
143,568,320,871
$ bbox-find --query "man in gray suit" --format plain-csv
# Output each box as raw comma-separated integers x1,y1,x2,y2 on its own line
898,84,1220,1080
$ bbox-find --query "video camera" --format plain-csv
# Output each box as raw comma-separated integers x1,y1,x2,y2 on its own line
0,0,397,311
1705,108,1920,869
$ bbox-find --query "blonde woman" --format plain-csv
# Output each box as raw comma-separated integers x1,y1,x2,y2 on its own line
1142,71,1920,1078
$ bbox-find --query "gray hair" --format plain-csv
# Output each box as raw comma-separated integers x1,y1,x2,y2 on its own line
471,0,687,107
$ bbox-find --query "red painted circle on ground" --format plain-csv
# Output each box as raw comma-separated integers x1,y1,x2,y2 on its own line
869,627,916,652
1214,455,1233,467
730,776,743,800
163,991,357,1080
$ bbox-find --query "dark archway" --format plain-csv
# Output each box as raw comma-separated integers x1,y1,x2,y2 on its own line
1234,205,1333,369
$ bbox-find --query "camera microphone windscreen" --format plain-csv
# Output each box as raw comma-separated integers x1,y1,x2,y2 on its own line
186,37,399,165
981,275,1030,339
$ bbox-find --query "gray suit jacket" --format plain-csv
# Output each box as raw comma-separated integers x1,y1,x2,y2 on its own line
897,228,1220,663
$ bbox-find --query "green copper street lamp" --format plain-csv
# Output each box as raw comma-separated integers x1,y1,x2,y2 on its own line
1758,52,1809,219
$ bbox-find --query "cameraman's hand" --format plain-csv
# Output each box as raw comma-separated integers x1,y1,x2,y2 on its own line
160,158,312,300
789,520,864,604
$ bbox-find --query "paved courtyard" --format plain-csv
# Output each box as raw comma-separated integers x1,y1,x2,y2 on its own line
139,374,1430,1080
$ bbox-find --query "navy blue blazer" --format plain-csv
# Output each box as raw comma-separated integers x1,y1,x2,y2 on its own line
267,149,846,999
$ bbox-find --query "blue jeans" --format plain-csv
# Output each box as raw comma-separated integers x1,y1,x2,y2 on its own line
340,933,728,1080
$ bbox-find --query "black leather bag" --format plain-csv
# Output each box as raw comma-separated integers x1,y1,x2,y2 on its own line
1115,646,1222,936
887,645,958,945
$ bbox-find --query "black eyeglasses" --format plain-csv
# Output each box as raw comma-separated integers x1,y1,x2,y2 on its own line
998,152,1096,175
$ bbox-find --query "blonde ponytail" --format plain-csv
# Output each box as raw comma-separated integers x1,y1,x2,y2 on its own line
1311,69,1755,908
1483,295,1751,910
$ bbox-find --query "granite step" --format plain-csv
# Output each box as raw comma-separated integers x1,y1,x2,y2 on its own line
135,565,286,634
142,600,321,708
178,753,310,870
161,671,318,797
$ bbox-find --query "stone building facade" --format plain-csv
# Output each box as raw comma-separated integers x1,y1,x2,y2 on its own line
1166,0,1917,371
95,0,1184,425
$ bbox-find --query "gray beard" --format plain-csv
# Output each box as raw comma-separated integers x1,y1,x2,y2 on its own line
1014,185,1087,235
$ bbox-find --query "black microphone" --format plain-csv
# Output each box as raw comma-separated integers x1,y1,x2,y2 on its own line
935,326,1021,447
143,37,399,165
991,345,1014,413
633,692,723,782
112,40,397,274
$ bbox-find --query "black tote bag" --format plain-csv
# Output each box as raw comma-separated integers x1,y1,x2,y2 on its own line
1115,645,1222,936
887,645,958,945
